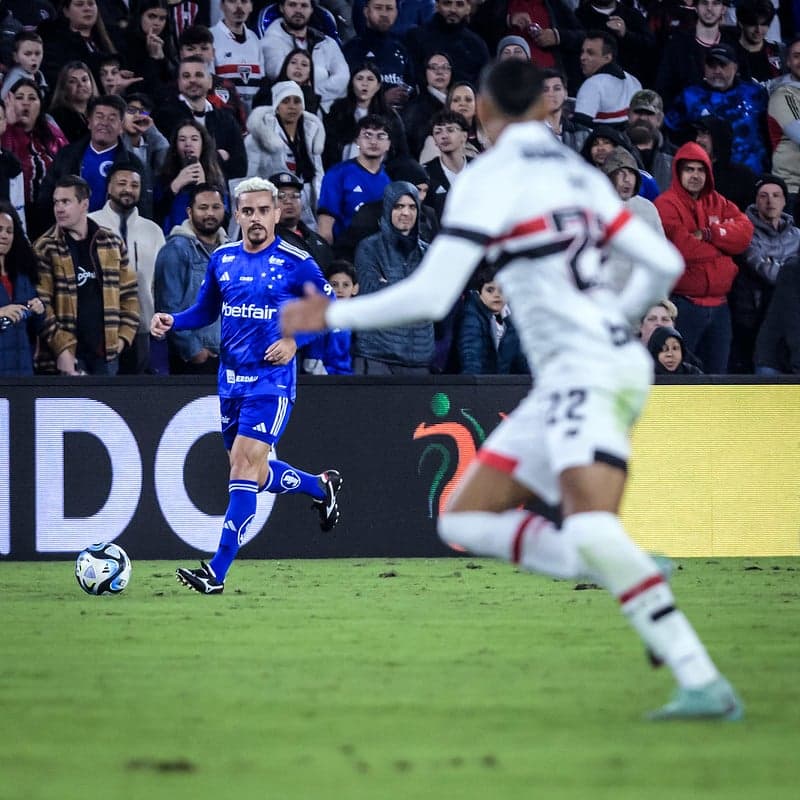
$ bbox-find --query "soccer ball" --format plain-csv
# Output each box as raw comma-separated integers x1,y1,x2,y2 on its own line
75,542,132,595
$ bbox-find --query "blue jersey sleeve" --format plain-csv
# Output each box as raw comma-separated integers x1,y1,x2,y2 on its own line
171,258,221,331
289,253,336,349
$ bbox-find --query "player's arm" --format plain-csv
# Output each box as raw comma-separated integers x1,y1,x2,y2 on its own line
605,210,684,325
326,232,484,331
170,261,222,331
292,257,336,348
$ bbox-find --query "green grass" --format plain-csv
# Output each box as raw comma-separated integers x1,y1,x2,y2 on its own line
1,557,798,800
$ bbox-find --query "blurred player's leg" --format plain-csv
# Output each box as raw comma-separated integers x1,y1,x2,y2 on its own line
438,460,592,579
560,466,743,720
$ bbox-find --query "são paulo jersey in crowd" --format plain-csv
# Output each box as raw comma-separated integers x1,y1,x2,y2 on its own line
172,236,333,399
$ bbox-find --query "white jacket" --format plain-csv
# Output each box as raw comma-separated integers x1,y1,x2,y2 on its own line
89,202,166,332
245,105,325,225
259,20,348,113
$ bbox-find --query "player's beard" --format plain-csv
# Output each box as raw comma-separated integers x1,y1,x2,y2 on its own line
246,224,268,246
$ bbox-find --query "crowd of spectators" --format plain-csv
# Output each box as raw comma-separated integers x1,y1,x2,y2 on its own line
1,0,800,376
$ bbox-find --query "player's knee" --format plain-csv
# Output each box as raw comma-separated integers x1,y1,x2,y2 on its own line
437,512,461,547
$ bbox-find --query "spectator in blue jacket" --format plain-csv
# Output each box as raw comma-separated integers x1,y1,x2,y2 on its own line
664,43,769,173
455,266,528,375
0,199,44,375
153,183,228,374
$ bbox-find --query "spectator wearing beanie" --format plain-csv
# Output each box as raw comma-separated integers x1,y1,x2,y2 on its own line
245,80,325,227
496,35,530,61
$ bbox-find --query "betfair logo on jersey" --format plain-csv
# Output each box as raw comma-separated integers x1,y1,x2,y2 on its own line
268,256,285,265
221,302,278,320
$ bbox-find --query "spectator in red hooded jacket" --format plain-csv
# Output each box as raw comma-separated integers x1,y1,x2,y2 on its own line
654,141,754,373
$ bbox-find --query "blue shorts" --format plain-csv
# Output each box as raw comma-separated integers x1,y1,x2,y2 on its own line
219,395,293,451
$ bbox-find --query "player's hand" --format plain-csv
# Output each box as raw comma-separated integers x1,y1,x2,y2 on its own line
150,312,174,338
264,336,297,365
280,283,332,336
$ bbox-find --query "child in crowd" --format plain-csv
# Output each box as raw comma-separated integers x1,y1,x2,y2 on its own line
456,267,528,375
647,326,704,375
1,32,47,100
301,259,358,375
98,55,142,96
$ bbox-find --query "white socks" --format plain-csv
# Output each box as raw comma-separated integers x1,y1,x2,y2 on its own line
439,509,720,689
438,509,590,580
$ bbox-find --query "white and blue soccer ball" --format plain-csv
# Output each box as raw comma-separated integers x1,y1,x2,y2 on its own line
75,542,132,595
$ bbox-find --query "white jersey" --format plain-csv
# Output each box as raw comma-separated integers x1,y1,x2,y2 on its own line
211,21,265,112
327,120,684,376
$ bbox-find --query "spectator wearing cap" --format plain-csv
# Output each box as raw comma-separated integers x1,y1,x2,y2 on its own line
333,156,439,261
422,109,471,222
574,0,655,86
38,94,150,224
664,42,769,173
767,36,800,215
271,171,333,271
600,146,665,292
729,174,800,372
625,88,674,191
691,115,759,212
89,161,166,373
733,0,783,83
655,0,738,108
654,141,754,374
245,80,325,229
573,30,641,130
496,35,530,61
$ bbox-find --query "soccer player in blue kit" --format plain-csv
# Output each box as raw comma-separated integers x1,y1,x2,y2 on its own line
151,177,342,594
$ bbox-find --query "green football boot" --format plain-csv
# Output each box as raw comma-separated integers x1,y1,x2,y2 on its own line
647,676,744,721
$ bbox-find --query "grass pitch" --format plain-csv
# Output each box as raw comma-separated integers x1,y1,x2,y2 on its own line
1,557,798,800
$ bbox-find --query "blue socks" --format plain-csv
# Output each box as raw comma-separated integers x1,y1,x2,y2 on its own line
261,460,325,500
209,479,258,582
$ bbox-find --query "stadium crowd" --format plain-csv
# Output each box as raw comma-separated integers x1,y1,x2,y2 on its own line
0,0,799,376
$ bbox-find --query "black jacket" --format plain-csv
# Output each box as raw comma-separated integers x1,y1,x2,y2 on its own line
153,98,247,181
276,221,334,272
455,290,528,375
754,256,800,373
422,155,472,222
404,13,489,86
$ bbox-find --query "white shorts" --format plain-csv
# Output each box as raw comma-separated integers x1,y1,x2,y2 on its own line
478,346,652,506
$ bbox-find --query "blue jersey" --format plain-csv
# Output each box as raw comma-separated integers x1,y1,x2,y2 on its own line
317,158,390,240
172,236,334,400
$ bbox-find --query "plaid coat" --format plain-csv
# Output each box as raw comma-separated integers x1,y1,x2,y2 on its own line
33,219,139,373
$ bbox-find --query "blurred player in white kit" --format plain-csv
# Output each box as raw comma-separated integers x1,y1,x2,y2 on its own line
281,59,743,721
